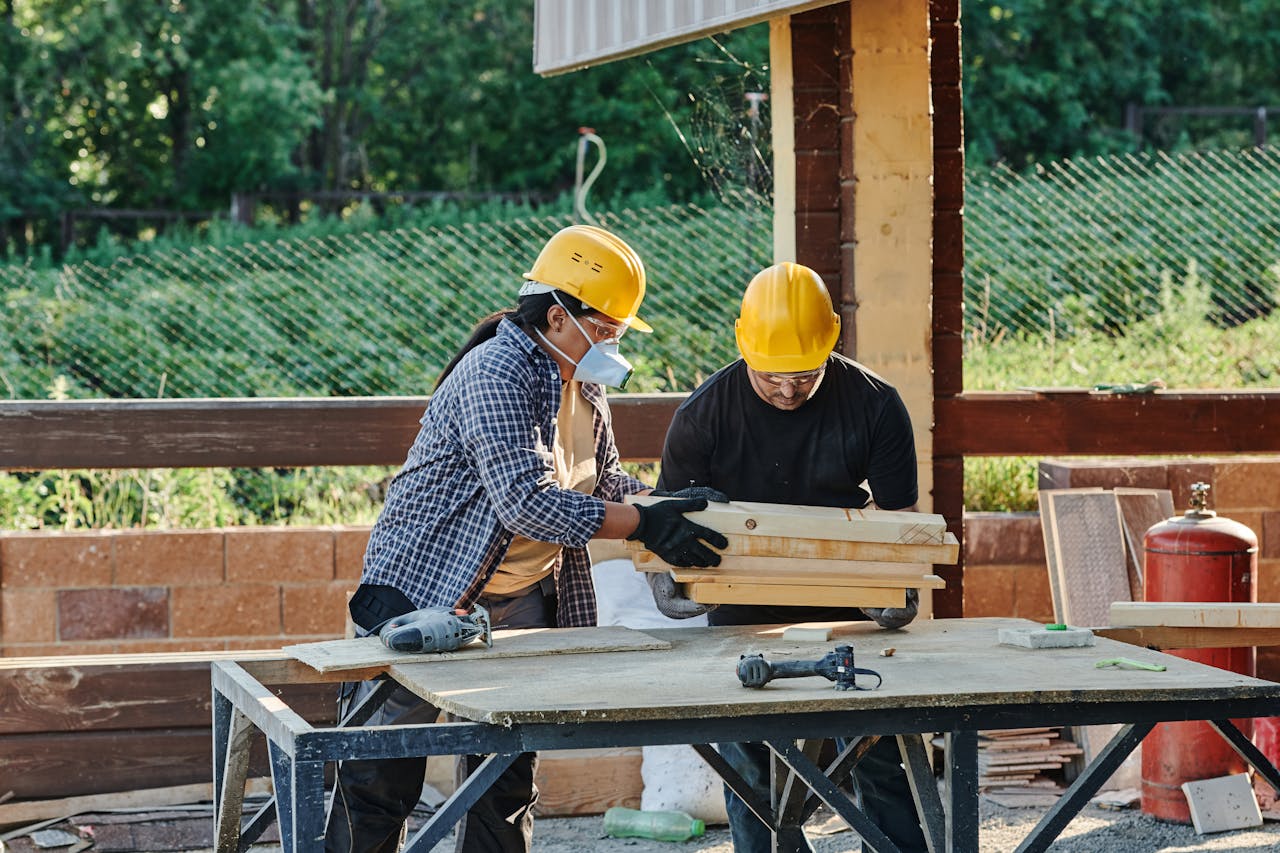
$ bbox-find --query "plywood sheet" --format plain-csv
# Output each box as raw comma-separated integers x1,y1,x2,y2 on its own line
626,532,959,564
625,496,947,544
1109,602,1280,629
386,618,1280,726
1043,491,1131,626
1114,487,1176,601
286,626,670,674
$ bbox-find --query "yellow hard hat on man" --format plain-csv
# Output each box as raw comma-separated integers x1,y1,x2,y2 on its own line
735,262,841,372
523,225,652,333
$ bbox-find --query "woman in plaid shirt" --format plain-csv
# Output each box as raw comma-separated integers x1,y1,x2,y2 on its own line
326,225,727,853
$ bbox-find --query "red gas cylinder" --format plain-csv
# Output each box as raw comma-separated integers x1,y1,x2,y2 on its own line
1140,482,1257,823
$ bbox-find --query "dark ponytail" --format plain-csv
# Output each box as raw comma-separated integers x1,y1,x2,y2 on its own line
434,290,596,389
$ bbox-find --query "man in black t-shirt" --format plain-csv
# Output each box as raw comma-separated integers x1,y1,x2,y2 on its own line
650,262,926,853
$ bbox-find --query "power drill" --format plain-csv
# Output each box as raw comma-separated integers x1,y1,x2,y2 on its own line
378,605,492,653
737,645,882,691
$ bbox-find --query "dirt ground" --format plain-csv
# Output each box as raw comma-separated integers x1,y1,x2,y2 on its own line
507,800,1280,852
4,795,1278,853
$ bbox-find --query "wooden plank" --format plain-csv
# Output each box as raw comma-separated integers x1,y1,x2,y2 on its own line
631,552,932,577
0,780,273,828
0,729,281,801
285,626,670,674
1045,491,1131,627
687,582,906,608
533,748,643,817
0,394,683,470
626,532,960,564
9,392,1280,472
625,496,947,544
1114,488,1176,602
0,660,335,735
1108,602,1280,629
934,391,1280,456
1095,625,1280,649
670,570,947,590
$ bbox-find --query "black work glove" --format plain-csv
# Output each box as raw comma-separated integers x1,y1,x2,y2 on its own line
626,497,728,568
645,571,714,619
861,588,920,630
649,486,730,503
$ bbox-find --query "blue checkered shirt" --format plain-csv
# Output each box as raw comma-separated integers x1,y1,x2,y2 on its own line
361,318,647,627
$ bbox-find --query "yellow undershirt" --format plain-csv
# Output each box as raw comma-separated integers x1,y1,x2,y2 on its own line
483,380,598,596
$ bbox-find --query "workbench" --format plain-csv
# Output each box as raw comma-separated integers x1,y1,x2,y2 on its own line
211,617,1280,853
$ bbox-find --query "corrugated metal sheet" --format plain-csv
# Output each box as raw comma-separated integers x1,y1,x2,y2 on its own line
534,0,840,75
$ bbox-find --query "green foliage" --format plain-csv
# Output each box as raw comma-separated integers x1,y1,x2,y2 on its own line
962,0,1280,168
0,466,391,530
964,457,1039,513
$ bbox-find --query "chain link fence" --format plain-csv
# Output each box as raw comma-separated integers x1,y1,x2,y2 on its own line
966,147,1280,344
0,200,770,399
2,148,1279,400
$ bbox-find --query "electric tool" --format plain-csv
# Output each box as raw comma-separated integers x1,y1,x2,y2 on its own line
737,645,882,691
378,605,492,653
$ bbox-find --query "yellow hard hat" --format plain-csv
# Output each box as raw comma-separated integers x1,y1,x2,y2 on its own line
522,225,652,333
735,262,841,372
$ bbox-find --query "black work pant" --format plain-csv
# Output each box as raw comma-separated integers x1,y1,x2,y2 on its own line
710,603,929,853
324,580,555,853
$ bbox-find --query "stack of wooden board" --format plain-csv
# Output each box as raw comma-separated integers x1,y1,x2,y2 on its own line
977,727,1083,794
624,496,957,608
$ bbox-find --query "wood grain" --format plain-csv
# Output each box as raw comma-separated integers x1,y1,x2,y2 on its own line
626,532,959,564
1109,602,1280,629
626,496,948,544
687,581,907,608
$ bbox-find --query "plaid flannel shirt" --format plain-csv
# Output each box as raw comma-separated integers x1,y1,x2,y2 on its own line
361,318,647,627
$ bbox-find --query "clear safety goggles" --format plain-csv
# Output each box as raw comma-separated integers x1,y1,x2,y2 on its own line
582,315,628,344
755,365,826,390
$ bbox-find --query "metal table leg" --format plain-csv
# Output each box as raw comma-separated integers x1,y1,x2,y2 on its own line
944,730,978,853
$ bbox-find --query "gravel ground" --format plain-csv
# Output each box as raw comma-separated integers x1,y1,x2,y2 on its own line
506,798,1280,852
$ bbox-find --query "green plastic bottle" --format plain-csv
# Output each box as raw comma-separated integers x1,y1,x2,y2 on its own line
602,806,706,841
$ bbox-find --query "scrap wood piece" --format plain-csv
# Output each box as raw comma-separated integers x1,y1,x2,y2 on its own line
628,532,959,565
1108,602,1280,629
1040,490,1132,627
1113,487,1175,602
0,780,271,831
286,625,670,674
686,581,906,609
625,495,948,544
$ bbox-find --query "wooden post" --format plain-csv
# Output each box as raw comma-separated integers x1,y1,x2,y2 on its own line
847,0,936,512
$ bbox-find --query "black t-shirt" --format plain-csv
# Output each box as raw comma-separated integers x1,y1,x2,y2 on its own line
657,354,918,625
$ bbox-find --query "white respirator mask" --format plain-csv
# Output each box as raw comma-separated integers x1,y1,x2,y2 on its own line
535,292,634,389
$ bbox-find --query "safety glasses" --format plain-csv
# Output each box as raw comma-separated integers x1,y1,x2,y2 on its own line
755,365,826,389
583,315,628,344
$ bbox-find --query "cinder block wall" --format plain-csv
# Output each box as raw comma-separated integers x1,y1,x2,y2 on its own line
2,455,1277,673
962,458,1280,627
0,526,369,656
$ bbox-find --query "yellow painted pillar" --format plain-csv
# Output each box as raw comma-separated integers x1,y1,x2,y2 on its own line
848,0,935,512
769,17,796,264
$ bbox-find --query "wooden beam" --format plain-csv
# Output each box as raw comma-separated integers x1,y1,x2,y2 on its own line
0,394,683,470
687,581,906,608
1108,602,1280,629
1095,625,1280,650
935,392,1280,455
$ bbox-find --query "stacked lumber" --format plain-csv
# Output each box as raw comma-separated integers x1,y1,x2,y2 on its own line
977,727,1082,795
625,497,957,608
